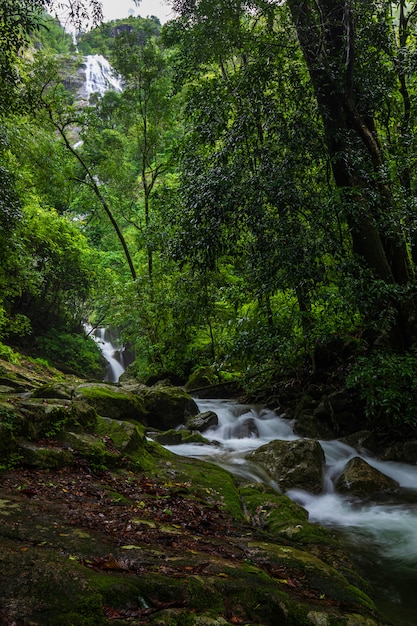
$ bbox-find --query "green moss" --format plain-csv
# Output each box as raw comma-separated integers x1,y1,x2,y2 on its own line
78,384,147,423
239,483,336,545
154,455,245,520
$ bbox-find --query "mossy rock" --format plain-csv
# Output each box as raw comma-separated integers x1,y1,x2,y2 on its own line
247,439,325,494
31,382,77,400
94,415,146,454
14,398,97,440
76,383,147,423
185,366,219,391
141,385,198,430
335,457,399,496
58,431,108,467
17,440,74,469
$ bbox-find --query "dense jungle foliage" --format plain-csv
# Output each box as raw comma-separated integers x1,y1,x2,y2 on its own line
2,0,417,436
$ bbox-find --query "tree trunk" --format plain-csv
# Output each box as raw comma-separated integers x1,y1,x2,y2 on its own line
287,0,417,349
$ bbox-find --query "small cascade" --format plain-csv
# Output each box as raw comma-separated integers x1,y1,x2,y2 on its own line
163,398,417,625
86,325,126,383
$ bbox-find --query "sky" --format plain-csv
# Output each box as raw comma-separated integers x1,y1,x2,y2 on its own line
100,0,175,24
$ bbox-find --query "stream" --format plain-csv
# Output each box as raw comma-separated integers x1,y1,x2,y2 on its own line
165,398,417,626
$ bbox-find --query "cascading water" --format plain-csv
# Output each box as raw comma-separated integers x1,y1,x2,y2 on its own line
83,54,122,98
165,398,417,626
85,325,126,383
94,327,125,383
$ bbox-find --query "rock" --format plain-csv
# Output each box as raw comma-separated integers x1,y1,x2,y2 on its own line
294,412,337,440
151,428,212,446
339,431,377,454
17,441,74,468
13,398,97,440
76,383,147,423
247,439,325,493
185,366,218,391
335,457,399,496
141,385,199,430
403,440,417,464
58,431,106,464
31,383,76,400
293,394,337,440
186,410,218,432
94,415,145,454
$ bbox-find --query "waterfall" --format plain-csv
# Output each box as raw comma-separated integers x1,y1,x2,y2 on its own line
79,54,122,102
85,324,126,383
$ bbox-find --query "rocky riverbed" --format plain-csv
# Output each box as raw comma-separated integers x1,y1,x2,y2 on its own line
0,357,389,625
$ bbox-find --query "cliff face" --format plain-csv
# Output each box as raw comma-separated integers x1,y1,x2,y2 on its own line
0,357,388,625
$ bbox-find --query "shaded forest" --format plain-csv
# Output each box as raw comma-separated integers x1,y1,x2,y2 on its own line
2,0,417,441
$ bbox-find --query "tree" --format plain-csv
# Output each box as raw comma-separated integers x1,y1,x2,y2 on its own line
170,0,417,354
286,0,417,349
110,23,179,286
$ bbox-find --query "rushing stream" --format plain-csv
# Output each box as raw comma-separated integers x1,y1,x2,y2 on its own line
165,399,417,626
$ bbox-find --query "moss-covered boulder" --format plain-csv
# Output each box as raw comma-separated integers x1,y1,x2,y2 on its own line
31,382,77,400
94,415,146,454
185,366,219,391
141,385,198,430
17,440,74,468
14,398,97,440
335,457,399,496
247,439,325,494
76,383,147,423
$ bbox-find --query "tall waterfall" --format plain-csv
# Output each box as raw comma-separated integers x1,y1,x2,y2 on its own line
79,54,122,102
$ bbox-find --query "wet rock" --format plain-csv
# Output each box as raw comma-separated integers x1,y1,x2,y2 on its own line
247,439,325,493
151,428,212,446
141,385,199,430
186,410,218,432
335,457,399,496
339,430,377,454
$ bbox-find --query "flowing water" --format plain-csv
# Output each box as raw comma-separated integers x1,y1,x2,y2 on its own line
86,326,126,383
83,54,122,98
165,398,417,625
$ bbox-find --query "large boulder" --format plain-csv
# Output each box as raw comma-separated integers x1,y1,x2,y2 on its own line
247,439,325,494
339,430,377,454
11,398,97,440
335,457,399,496
75,383,147,423
140,385,199,430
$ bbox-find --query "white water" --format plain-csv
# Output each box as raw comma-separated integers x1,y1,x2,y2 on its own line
165,398,417,625
82,54,122,100
86,325,126,383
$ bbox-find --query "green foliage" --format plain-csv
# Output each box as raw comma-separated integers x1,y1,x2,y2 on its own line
34,329,104,377
346,347,417,430
31,13,75,54
77,16,161,57
0,342,20,364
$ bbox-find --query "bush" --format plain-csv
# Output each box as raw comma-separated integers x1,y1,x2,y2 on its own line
346,347,417,432
34,329,105,378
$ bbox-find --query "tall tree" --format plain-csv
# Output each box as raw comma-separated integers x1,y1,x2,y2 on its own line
286,0,417,349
